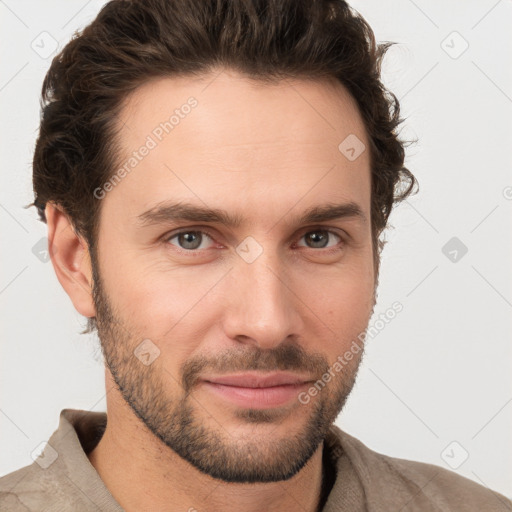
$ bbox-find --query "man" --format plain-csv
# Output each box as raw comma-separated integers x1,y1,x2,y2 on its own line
1,0,510,510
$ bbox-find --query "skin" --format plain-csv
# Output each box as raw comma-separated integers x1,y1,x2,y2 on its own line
46,68,376,512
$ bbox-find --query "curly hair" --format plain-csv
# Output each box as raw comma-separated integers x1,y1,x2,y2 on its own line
27,0,418,334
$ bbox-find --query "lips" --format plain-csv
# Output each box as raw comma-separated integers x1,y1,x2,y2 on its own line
200,372,314,409
201,371,313,388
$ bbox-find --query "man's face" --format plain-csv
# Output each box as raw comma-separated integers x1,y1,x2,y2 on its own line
91,69,375,483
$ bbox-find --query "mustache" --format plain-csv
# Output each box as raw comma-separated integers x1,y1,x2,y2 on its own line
180,341,329,394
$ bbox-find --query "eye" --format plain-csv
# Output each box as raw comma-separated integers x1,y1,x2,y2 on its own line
296,229,344,252
163,227,345,256
166,230,215,251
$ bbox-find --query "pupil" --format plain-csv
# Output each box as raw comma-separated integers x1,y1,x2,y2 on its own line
177,231,329,250
180,232,201,250
308,231,327,248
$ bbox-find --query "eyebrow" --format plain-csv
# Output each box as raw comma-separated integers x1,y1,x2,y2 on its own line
136,200,367,229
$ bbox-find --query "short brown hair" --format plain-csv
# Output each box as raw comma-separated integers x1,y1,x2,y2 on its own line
27,0,418,333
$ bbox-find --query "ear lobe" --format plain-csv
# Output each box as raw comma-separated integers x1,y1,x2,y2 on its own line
45,202,96,319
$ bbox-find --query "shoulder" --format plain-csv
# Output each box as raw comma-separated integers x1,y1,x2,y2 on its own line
0,462,51,511
329,425,512,511
380,454,512,511
0,458,97,511
0,409,119,511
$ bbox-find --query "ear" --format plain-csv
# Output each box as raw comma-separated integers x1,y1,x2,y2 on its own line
45,202,96,318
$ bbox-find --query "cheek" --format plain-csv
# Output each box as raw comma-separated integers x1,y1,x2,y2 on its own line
299,266,374,350
105,259,224,340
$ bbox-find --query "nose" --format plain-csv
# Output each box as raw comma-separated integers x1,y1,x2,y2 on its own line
221,250,303,350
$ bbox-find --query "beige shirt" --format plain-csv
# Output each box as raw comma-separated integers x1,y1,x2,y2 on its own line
0,409,510,511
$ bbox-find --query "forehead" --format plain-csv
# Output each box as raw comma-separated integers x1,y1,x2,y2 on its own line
102,69,371,228
119,69,368,153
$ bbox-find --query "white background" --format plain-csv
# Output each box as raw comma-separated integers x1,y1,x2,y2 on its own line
1,0,511,502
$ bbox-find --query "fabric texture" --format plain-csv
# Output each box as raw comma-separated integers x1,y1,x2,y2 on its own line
0,408,510,511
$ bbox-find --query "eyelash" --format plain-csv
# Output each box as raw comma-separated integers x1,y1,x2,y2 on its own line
163,227,346,257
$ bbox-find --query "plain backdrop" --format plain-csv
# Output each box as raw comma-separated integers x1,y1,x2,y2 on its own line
1,0,511,501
